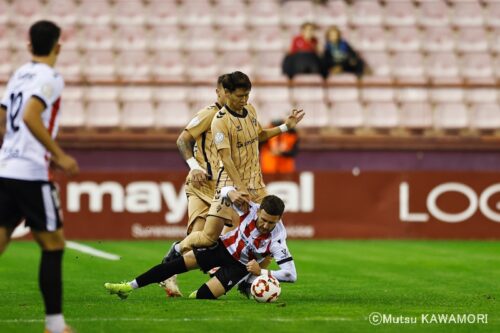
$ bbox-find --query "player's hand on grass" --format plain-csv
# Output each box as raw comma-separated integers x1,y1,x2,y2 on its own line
189,168,207,188
52,153,79,177
285,108,305,129
246,259,262,276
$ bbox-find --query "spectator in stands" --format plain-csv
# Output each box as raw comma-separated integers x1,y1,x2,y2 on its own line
261,119,300,174
282,22,323,79
322,26,367,78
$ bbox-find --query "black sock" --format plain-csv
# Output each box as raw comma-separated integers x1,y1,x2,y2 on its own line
39,250,64,315
135,256,188,287
196,283,216,299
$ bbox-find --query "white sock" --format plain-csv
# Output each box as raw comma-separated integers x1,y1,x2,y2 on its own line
174,243,181,253
46,314,66,333
129,279,139,289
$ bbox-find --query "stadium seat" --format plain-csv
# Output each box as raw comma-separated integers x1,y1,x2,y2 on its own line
80,24,114,51
188,86,218,106
329,102,364,129
82,50,116,82
154,87,189,103
470,103,500,131
399,102,433,130
57,50,82,83
217,27,250,52
10,24,31,51
113,0,146,26
485,2,500,27
433,103,469,130
10,0,45,25
218,51,254,77
455,28,489,53
365,102,399,130
465,89,498,104
421,27,455,52
78,0,112,25
114,26,148,51
58,24,79,51
426,52,461,83
178,1,213,27
116,51,152,82
419,1,450,27
46,0,78,26
281,1,315,28
59,100,86,129
250,27,286,52
257,101,294,126
185,52,218,81
213,1,247,27
387,27,420,52
252,86,290,104
352,27,386,52
315,1,348,27
247,2,281,27
292,101,328,128
361,88,395,103
384,2,417,27
326,87,359,103
430,88,464,103
350,1,383,26
183,27,216,51
291,85,325,103
85,86,120,128
396,88,429,103
155,101,192,128
451,1,484,27
0,0,9,25
151,51,185,82
149,25,182,51
120,87,155,129
461,53,495,83
147,0,178,26
253,51,288,82
0,24,10,50
392,52,426,82
363,51,391,79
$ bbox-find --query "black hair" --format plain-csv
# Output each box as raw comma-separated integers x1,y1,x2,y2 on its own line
29,20,61,56
222,71,252,92
217,73,229,86
260,195,285,217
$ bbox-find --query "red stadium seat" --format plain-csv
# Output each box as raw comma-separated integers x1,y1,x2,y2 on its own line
387,27,421,52
421,27,455,52
329,102,364,129
113,0,146,26
419,1,449,27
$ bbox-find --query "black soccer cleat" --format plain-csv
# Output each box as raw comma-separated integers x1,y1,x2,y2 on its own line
161,241,181,264
237,281,251,299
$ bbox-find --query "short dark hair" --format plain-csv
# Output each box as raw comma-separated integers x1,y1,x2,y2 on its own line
260,195,285,217
29,20,61,56
222,71,252,92
217,73,229,86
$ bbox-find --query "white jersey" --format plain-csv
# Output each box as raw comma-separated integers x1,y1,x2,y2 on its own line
221,203,292,265
0,62,64,181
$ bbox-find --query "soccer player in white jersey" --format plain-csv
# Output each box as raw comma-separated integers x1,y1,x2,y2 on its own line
0,21,79,333
105,191,296,300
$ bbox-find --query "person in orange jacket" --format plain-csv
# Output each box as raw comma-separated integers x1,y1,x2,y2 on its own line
261,119,299,174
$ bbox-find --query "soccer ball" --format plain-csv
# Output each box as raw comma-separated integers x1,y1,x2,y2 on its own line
250,274,281,303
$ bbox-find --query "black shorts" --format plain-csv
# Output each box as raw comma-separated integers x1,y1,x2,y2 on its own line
0,177,63,232
194,240,248,292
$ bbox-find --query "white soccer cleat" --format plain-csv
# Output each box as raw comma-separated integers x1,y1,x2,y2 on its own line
159,275,182,297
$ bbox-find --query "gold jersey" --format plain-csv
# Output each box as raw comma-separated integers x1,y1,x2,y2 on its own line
185,103,222,180
211,103,265,190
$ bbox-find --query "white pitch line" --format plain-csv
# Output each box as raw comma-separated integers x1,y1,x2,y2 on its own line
65,241,121,261
0,317,349,323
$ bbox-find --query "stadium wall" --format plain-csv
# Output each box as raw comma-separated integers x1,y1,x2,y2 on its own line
12,170,500,240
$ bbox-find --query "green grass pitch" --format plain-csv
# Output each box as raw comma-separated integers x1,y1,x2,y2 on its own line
0,240,499,333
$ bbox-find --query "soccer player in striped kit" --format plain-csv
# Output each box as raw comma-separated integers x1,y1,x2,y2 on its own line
0,21,78,333
105,190,296,300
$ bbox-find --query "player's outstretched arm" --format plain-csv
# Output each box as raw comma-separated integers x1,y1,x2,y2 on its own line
22,97,79,177
176,130,207,187
258,108,305,142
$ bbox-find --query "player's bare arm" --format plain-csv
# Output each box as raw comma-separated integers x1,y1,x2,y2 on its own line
176,129,207,188
246,259,262,276
0,105,5,137
22,97,79,176
258,108,305,142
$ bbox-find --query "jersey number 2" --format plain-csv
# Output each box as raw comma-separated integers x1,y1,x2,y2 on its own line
9,92,23,132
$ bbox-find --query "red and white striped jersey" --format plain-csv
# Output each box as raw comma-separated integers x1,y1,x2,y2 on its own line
221,203,292,266
0,62,64,181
